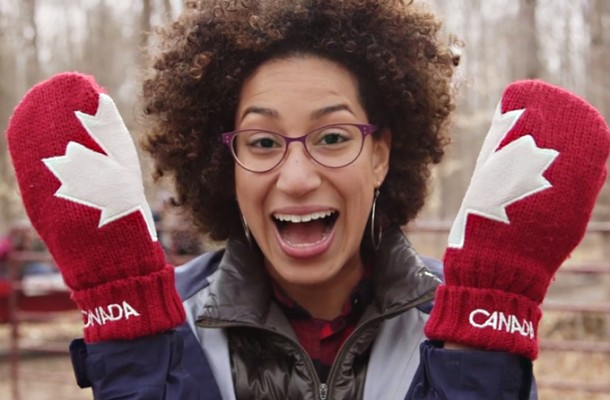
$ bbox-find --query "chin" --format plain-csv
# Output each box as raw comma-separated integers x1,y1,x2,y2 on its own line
268,261,340,288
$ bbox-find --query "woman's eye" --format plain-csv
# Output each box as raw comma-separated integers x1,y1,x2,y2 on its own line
320,133,345,145
253,137,278,148
246,134,282,149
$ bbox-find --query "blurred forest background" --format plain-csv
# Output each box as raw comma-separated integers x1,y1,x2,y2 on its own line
0,0,609,230
0,1,609,399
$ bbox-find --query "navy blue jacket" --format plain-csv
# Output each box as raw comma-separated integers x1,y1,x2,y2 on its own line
69,241,536,399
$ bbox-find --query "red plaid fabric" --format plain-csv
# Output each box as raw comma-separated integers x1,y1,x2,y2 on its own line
272,268,374,382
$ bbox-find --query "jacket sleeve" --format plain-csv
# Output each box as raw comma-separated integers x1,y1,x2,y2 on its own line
70,324,223,400
405,340,536,400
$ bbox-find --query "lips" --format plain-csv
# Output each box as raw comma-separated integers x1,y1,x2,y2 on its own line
272,209,338,257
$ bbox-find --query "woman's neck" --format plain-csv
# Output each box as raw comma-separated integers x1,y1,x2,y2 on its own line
270,260,365,321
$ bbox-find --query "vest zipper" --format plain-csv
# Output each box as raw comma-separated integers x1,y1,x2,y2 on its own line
322,290,436,399
197,289,435,400
319,383,328,400
196,319,325,399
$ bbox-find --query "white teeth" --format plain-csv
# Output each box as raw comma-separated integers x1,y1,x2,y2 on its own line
274,210,335,223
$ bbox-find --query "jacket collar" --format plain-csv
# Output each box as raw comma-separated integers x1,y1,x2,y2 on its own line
199,234,272,326
371,227,441,314
197,226,440,328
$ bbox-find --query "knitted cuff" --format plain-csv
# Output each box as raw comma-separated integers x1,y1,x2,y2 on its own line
72,265,185,343
424,285,542,360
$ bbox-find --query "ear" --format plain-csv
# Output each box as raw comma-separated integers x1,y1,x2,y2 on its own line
372,128,391,185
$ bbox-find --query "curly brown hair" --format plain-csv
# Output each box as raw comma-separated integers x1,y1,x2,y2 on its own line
141,0,457,241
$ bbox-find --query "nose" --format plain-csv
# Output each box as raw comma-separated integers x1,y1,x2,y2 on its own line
275,143,322,197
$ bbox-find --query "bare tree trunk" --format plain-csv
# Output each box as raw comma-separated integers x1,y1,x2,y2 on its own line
583,0,610,340
0,0,36,228
514,0,541,79
587,0,609,117
21,0,40,86
587,0,610,222
561,7,574,88
140,0,153,50
163,0,174,20
0,5,17,230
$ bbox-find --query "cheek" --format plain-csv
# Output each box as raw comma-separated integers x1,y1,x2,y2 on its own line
234,171,243,202
234,171,270,221
350,149,379,188
234,170,255,215
339,164,376,216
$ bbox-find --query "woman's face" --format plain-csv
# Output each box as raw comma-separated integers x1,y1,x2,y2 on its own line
234,56,390,290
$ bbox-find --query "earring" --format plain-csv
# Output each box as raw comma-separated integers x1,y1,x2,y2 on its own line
240,213,252,246
370,187,382,249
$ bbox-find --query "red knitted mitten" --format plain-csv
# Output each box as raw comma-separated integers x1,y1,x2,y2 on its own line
7,73,185,343
424,80,610,360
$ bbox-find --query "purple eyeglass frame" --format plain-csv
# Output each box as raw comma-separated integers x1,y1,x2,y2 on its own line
221,123,379,173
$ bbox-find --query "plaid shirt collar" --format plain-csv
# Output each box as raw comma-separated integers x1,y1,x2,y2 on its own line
271,266,374,381
272,268,374,331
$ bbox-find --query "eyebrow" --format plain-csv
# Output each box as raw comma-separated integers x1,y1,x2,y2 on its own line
239,103,354,123
239,106,279,122
310,104,354,120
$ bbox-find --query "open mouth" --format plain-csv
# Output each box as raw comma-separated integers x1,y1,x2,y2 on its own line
272,210,338,248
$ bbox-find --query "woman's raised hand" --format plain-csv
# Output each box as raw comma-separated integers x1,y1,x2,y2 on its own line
425,80,610,359
7,73,185,343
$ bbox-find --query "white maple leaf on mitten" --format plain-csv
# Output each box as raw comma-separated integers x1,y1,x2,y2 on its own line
448,105,559,249
8,73,185,342
426,80,610,360
42,93,157,241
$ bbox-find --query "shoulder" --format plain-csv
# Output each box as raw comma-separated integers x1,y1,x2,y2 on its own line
419,255,443,281
416,255,444,314
174,249,224,301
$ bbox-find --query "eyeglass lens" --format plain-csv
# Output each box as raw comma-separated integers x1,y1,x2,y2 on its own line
231,124,366,172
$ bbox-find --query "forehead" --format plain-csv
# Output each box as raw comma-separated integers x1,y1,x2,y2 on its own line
236,55,366,123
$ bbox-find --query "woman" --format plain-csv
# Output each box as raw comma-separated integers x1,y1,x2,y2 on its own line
7,0,609,399
139,1,457,396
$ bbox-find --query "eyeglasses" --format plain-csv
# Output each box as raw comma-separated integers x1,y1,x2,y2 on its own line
221,123,378,173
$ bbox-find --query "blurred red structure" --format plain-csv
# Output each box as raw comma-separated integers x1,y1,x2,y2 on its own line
1,223,76,400
2,221,609,398
407,220,610,395
0,223,76,323
1,221,204,400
